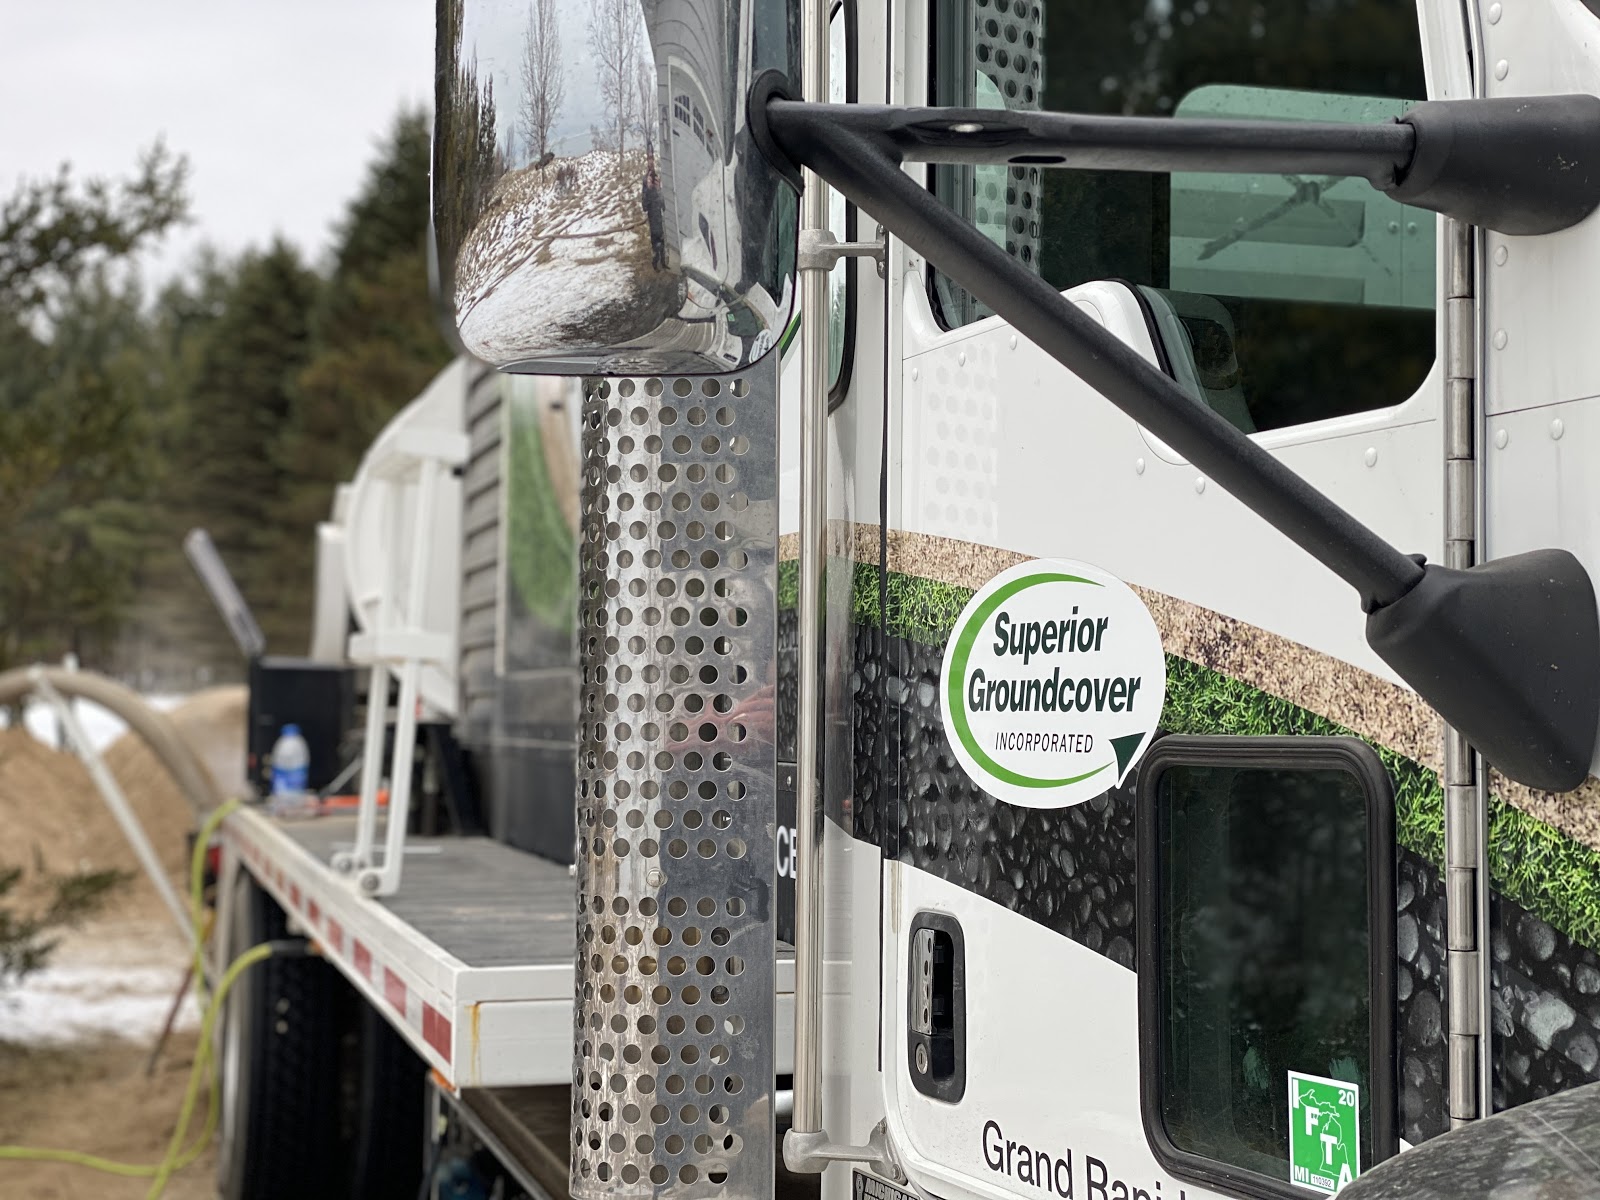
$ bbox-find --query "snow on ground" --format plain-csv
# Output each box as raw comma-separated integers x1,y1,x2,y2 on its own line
454,149,641,304
459,229,643,360
0,963,200,1044
0,924,199,1045
9,694,182,753
455,148,678,361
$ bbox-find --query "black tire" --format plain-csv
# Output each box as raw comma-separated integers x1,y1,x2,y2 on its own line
218,870,349,1200
346,995,428,1199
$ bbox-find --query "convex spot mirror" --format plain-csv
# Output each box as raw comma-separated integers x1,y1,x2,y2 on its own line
434,0,802,376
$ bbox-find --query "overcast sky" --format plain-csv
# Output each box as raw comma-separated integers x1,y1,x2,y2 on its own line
3,0,436,286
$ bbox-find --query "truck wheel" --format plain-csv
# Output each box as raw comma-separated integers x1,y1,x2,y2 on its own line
218,870,348,1200
346,995,428,1199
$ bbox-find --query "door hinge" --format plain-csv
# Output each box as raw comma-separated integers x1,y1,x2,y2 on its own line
1444,219,1476,571
1441,217,1489,1126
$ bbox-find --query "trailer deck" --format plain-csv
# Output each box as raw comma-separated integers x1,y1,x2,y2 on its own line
223,805,805,1087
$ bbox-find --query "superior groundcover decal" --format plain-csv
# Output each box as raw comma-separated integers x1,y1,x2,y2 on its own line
938,560,1166,808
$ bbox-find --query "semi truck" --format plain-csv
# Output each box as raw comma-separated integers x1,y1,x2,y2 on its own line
212,0,1600,1196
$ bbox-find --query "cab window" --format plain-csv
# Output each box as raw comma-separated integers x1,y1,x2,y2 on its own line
929,0,1435,433
828,0,858,403
1137,736,1397,1199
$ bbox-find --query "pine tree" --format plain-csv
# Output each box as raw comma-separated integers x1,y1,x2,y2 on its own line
330,111,437,285
261,110,452,655
0,149,188,670
0,860,126,993
110,253,249,680
435,0,501,273
180,240,321,654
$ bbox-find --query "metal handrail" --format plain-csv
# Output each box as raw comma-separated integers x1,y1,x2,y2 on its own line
787,0,832,1152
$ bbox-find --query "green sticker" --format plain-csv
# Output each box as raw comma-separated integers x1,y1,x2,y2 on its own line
1287,1071,1360,1194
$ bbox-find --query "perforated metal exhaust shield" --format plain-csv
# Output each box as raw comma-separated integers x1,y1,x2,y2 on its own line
572,362,778,1200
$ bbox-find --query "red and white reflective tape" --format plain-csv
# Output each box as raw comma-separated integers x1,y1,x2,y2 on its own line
227,829,456,1075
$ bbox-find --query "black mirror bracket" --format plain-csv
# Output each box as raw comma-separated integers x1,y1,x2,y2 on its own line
762,96,1600,792
1393,96,1600,235
748,69,806,194
1367,550,1600,792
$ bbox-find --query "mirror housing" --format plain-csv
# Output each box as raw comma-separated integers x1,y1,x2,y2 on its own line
433,0,801,375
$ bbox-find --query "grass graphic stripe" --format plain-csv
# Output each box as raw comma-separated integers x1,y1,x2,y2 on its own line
800,557,1600,953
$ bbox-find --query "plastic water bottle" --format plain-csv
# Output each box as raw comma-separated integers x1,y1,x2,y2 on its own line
269,724,310,813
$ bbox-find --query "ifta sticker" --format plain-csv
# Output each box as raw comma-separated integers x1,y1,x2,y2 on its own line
1287,1071,1361,1193
939,559,1165,808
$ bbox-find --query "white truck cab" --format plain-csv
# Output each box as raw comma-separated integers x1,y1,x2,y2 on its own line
216,1,1600,1197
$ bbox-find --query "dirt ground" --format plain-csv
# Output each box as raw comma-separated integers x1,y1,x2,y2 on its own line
0,1030,218,1199
0,687,246,1199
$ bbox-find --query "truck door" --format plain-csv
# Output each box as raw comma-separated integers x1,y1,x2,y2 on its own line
870,1,1471,1198
881,737,1397,1200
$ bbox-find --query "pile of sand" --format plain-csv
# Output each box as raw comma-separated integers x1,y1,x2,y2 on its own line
0,686,247,1182
0,686,247,920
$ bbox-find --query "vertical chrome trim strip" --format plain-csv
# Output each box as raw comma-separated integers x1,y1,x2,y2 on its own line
791,0,833,1143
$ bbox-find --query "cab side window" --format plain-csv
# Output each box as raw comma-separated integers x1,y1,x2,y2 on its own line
1137,736,1397,1199
828,0,858,403
929,0,1435,433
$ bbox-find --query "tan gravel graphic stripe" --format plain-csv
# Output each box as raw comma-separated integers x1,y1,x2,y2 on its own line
802,522,1600,851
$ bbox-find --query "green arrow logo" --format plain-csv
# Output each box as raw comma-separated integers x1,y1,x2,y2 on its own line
1110,733,1146,777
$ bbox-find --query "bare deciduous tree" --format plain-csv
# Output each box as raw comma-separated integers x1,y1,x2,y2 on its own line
588,0,640,160
519,0,564,164
633,59,657,158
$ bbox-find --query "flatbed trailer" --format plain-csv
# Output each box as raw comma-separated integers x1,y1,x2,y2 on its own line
218,807,809,1089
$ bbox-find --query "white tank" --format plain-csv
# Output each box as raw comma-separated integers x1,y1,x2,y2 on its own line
339,359,469,719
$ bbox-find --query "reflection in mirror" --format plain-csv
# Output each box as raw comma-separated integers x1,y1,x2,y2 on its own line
927,0,1435,432
434,0,801,375
1170,87,1435,311
500,373,580,674
929,0,1046,328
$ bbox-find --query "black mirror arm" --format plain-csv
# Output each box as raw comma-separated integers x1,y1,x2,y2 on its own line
800,101,1415,182
765,103,1423,608
779,95,1600,235
763,100,1600,793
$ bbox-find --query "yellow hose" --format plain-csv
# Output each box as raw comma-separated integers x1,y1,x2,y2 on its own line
0,796,264,1197
143,942,275,1197
0,941,275,1195
191,798,243,1001
0,1147,161,1180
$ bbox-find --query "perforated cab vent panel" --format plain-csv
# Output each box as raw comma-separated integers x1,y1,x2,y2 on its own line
942,0,1047,326
975,0,1044,268
572,363,778,1200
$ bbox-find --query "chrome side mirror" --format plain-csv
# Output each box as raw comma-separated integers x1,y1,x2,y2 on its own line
434,0,801,375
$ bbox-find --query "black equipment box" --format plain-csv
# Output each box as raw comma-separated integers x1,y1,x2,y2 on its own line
246,656,354,796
